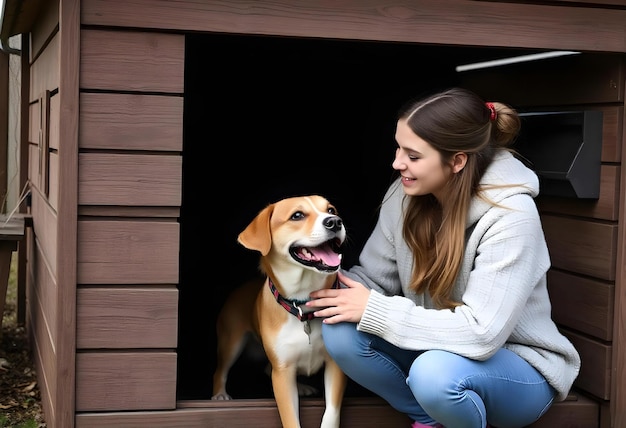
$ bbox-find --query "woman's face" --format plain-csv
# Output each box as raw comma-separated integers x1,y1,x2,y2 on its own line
392,119,453,201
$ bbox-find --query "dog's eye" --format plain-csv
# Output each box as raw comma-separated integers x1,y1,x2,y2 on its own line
327,207,338,215
291,211,305,221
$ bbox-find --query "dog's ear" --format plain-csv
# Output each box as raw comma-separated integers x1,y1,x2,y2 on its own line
238,203,274,255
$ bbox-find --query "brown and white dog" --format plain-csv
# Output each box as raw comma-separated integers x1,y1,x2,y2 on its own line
211,195,347,428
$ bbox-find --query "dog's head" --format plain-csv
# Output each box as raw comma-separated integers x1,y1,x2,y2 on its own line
238,195,346,273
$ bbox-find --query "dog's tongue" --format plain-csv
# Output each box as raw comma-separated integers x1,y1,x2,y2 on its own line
310,244,341,267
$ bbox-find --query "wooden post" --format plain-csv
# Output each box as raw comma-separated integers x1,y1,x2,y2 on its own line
0,215,25,339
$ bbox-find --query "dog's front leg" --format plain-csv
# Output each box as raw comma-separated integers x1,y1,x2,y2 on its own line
320,359,347,428
271,365,302,428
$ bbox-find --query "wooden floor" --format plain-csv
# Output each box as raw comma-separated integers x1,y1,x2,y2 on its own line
74,392,599,427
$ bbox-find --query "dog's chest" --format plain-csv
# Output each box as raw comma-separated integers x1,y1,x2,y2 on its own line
273,317,326,374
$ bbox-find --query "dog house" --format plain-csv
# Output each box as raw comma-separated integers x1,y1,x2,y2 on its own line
1,1,625,427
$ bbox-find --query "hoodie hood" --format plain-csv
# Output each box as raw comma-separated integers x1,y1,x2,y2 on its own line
467,150,539,227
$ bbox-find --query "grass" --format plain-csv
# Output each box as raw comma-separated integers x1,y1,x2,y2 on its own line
0,414,39,428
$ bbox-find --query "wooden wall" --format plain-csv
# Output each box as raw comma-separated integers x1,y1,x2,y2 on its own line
25,0,63,425
19,1,626,427
74,28,184,411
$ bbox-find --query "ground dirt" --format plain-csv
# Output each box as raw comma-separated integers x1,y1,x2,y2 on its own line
0,255,46,428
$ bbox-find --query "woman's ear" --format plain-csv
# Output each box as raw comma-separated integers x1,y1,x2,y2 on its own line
451,152,467,174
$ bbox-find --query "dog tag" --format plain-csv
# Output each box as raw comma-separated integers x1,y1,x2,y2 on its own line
304,321,311,344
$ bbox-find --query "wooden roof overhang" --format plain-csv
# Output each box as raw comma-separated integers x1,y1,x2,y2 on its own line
0,0,44,54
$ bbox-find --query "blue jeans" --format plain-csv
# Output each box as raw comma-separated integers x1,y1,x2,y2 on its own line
322,322,556,428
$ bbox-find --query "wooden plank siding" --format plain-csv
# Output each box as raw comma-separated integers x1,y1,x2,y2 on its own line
566,331,613,400
25,23,61,419
79,93,183,152
26,239,58,425
78,153,182,206
71,27,185,416
80,0,626,53
75,352,177,411
23,0,80,426
76,220,180,284
542,216,617,281
76,287,178,349
548,270,614,341
80,29,184,94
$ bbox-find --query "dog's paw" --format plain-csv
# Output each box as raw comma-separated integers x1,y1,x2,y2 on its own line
211,392,233,400
297,382,319,397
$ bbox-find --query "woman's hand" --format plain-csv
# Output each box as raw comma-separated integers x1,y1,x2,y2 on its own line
307,271,370,324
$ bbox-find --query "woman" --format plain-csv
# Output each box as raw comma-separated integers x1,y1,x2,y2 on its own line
306,87,580,428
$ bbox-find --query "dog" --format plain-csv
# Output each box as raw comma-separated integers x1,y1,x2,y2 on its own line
211,195,348,428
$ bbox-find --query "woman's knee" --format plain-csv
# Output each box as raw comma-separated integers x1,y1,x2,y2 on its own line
407,350,456,403
410,350,452,380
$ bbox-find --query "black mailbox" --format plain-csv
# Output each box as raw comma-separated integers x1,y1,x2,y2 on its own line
514,110,603,199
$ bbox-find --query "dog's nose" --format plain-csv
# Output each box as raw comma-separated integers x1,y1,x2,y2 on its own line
323,216,343,233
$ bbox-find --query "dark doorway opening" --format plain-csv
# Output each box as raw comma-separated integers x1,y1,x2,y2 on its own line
178,32,532,399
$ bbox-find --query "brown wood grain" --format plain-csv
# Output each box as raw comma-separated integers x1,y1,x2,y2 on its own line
542,215,617,280
78,206,181,218
78,153,182,206
76,287,179,349
29,238,59,347
27,242,59,427
29,33,59,103
526,393,599,427
77,397,410,427
29,186,58,277
548,270,614,341
73,395,598,427
565,330,613,400
598,106,623,163
79,93,183,151
76,220,180,284
54,0,81,425
81,0,626,53
76,352,177,411
80,29,184,93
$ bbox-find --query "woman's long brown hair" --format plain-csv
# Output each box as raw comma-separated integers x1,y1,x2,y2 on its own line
399,88,521,309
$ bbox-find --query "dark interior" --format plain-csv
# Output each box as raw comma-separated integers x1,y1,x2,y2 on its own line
177,32,547,400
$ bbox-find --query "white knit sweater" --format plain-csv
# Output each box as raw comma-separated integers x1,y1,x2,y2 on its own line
345,150,581,401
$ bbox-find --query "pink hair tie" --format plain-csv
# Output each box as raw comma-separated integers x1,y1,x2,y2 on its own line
486,102,496,121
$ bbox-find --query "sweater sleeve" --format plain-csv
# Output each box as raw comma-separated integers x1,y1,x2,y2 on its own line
357,194,552,361
342,180,406,297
